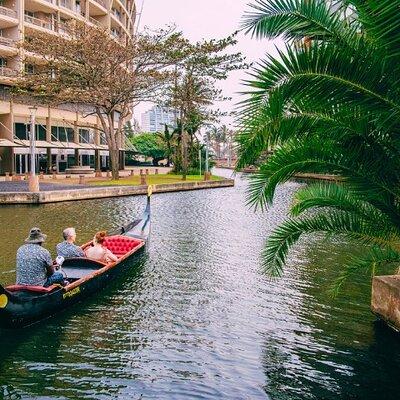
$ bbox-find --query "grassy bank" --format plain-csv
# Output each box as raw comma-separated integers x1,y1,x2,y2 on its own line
90,174,222,186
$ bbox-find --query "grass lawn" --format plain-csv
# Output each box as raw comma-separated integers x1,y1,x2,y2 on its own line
90,174,223,186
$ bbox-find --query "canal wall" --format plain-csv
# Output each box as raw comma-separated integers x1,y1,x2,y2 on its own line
0,179,234,204
371,275,400,331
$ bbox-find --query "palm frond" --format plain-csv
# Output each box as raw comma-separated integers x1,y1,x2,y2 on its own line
331,246,400,296
291,182,384,220
242,0,359,46
246,137,400,211
352,0,400,59
263,211,399,277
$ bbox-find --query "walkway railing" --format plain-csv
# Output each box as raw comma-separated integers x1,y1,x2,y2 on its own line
0,37,14,47
0,66,18,77
24,15,53,30
92,0,106,9
0,6,17,18
89,16,101,27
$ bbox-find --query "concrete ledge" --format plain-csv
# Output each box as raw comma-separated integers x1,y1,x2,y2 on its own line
0,179,235,204
371,275,400,331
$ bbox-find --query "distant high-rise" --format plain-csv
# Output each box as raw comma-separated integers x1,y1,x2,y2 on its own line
141,105,177,133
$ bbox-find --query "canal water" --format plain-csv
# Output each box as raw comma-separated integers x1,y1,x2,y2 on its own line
0,169,400,400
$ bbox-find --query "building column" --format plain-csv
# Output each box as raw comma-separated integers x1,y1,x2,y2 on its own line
2,147,15,175
46,148,52,173
73,121,80,166
74,148,80,166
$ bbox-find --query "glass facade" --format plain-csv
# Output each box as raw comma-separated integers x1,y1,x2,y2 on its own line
15,123,46,141
51,126,74,142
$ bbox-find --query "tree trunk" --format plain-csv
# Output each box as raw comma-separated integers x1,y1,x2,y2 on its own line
96,108,120,180
181,123,187,180
182,132,187,180
109,149,120,180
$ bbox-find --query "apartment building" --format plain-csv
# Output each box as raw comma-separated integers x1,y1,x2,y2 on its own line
0,0,136,174
141,105,178,133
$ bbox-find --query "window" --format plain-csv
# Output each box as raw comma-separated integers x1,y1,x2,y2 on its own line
51,126,74,142
36,125,46,140
24,64,35,74
0,58,7,67
15,122,27,140
79,128,89,143
24,10,34,17
15,123,46,140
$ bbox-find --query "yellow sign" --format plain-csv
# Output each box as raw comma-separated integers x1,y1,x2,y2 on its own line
147,185,153,197
0,294,8,308
63,286,81,299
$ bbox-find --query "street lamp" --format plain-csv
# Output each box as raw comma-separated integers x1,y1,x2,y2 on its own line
28,106,39,192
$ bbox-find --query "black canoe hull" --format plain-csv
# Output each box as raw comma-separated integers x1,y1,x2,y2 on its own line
0,193,151,329
0,246,145,328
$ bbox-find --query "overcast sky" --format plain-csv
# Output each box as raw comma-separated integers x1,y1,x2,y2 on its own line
133,0,282,127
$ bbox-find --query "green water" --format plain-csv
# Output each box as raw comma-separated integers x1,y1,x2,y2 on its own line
0,169,399,400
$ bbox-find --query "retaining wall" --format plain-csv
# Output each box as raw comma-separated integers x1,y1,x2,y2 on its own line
0,179,235,204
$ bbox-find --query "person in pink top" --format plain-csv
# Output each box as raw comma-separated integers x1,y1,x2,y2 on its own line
85,231,118,263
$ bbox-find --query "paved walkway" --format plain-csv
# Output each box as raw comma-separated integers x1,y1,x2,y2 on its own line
0,181,87,192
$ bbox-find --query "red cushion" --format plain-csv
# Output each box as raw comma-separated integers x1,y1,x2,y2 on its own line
6,284,58,293
103,236,142,257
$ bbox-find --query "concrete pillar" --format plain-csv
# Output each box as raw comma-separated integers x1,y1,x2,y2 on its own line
372,275,400,331
204,171,211,181
140,173,147,185
1,147,14,175
46,147,52,174
46,108,52,142
74,148,80,166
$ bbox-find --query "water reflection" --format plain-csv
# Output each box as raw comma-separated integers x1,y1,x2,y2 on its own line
0,170,399,399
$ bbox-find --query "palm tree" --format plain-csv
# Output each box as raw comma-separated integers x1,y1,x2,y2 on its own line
157,124,176,167
238,0,400,292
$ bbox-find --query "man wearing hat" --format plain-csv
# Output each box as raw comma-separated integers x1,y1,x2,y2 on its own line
16,227,64,287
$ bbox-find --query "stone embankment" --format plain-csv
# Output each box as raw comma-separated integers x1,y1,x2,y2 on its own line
0,179,234,204
371,275,400,331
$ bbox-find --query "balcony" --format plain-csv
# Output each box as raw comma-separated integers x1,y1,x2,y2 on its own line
92,0,106,9
89,15,101,27
111,8,121,21
60,0,74,10
24,15,54,31
0,37,14,47
0,66,18,77
58,21,68,34
0,6,17,19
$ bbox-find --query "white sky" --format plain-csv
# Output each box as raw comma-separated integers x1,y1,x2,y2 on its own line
133,0,282,127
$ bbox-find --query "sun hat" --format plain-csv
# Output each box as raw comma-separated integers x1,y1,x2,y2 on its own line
25,227,47,244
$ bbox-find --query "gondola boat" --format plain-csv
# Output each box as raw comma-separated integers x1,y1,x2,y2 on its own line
0,188,152,329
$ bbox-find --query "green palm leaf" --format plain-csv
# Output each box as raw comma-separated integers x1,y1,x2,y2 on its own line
263,211,399,277
242,0,359,46
331,246,400,296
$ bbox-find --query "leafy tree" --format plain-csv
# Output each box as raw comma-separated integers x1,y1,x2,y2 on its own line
15,22,187,179
157,125,176,167
129,133,166,166
164,34,246,179
238,0,400,293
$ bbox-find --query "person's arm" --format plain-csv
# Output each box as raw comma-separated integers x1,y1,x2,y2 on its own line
44,250,55,276
106,249,118,262
76,245,85,257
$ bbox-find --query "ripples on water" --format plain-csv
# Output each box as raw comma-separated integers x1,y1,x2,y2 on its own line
0,169,400,400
